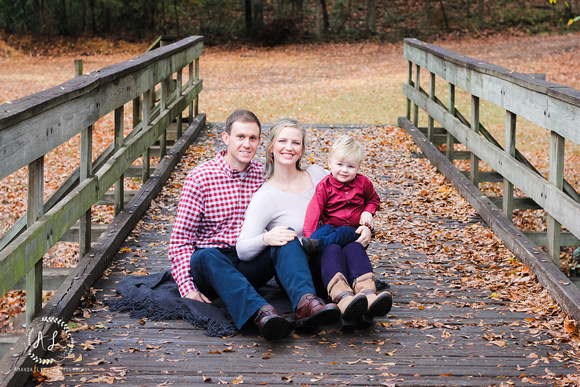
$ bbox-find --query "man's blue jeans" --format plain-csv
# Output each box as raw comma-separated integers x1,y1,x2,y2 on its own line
190,238,316,329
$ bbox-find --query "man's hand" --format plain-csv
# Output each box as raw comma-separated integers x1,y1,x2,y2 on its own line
360,211,374,228
355,225,372,247
262,226,297,246
184,290,212,303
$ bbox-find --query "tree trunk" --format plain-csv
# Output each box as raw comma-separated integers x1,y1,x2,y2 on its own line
439,0,449,31
173,0,180,35
254,0,264,28
425,0,431,34
88,0,95,33
161,0,167,34
58,0,69,34
245,0,253,35
81,0,87,34
320,0,329,34
478,0,484,29
367,0,376,33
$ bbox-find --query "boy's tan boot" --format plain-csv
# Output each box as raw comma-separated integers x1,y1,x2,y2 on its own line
353,273,392,317
327,272,367,319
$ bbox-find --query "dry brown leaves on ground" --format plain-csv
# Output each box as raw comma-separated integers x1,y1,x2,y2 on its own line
1,33,580,344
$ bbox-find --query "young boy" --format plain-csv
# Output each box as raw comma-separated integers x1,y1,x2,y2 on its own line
301,135,380,254
301,135,391,323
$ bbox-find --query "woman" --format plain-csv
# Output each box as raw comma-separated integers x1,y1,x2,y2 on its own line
237,118,380,329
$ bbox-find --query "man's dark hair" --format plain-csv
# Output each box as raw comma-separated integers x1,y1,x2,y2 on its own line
225,109,261,134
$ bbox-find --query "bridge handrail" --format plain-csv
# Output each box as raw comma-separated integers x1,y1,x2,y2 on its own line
0,36,204,322
402,38,580,267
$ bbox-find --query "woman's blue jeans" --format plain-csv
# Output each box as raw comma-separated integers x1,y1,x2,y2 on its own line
190,238,316,329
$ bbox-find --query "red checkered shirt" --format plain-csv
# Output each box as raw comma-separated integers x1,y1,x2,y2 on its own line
169,150,265,297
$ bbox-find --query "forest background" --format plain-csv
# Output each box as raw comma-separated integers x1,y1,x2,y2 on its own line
0,0,579,45
1,0,580,328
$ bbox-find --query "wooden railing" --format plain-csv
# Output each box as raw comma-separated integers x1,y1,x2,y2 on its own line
401,38,580,264
0,35,203,324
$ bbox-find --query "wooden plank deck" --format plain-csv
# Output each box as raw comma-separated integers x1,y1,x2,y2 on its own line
30,123,579,386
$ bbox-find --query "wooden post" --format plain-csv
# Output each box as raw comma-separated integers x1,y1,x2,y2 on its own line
142,90,152,183
446,83,455,161
188,62,194,124
413,64,420,127
547,131,565,265
406,61,412,120
159,79,167,159
194,58,200,117
470,95,480,184
26,157,44,325
427,71,436,142
77,59,93,257
503,111,516,221
133,96,142,130
74,59,83,77
114,105,125,215
176,68,183,139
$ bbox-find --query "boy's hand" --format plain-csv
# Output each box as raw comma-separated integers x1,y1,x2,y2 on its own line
360,211,374,228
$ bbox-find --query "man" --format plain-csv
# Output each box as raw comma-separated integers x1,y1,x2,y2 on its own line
169,109,339,340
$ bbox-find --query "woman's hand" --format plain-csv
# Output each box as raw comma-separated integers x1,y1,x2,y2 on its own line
184,290,212,303
355,225,372,247
262,226,297,246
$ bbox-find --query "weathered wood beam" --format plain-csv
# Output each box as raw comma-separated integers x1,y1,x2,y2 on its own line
0,37,204,180
0,80,202,298
399,115,580,324
403,84,580,239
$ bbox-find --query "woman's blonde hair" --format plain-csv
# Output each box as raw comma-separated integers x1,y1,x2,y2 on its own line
264,118,307,179
329,135,365,164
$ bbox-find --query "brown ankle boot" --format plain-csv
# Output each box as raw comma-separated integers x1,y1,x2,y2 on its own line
327,273,367,319
353,273,392,317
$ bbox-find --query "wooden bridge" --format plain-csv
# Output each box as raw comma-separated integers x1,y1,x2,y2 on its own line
1,37,580,386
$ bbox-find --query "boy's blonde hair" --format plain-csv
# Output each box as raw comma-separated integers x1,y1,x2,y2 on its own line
329,135,365,164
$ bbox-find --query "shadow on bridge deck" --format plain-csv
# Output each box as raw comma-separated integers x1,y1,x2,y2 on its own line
28,122,579,386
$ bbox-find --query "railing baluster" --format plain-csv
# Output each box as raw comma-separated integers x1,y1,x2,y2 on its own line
503,111,516,221
26,156,44,325
142,90,152,183
114,105,125,215
406,61,413,120
427,71,435,142
547,131,565,264
446,83,455,161
470,95,480,185
413,64,420,127
77,59,93,257
176,69,183,139
159,79,168,159
194,58,200,117
188,62,194,124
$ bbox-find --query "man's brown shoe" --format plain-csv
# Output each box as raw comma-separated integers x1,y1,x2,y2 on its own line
254,305,295,341
294,293,340,329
